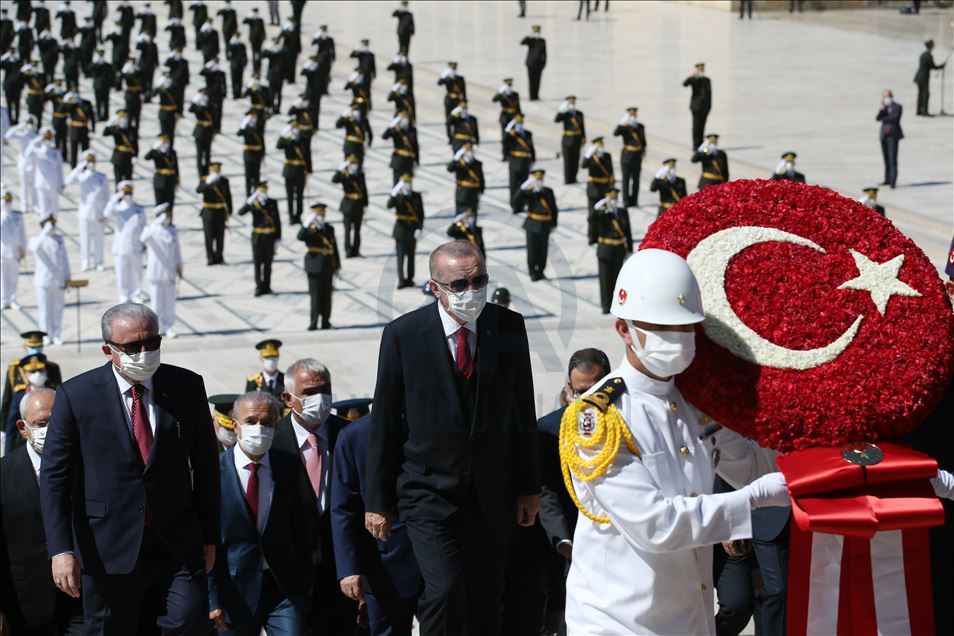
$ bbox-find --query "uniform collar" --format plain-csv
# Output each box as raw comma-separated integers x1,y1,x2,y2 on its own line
617,355,675,397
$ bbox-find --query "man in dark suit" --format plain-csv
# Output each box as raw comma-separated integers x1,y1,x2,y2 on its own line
914,39,945,116
332,413,422,636
1,387,85,636
274,358,357,635
365,240,541,635
682,62,711,149
521,25,546,101
207,391,312,635
244,339,284,399
876,90,903,188
40,302,220,634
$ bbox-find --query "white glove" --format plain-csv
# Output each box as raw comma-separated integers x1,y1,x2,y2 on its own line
206,172,220,184
932,469,954,500
413,229,422,240
741,472,790,509
302,212,317,227
654,166,670,179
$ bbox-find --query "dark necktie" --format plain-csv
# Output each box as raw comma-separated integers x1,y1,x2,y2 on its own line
245,463,259,521
456,327,474,380
130,384,153,465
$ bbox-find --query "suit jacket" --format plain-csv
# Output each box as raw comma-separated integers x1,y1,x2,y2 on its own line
536,407,577,548
208,446,312,625
244,371,284,398
521,36,547,68
682,74,712,112
0,446,83,627
298,222,341,274
914,50,942,85
365,302,540,532
331,416,421,599
877,102,904,140
40,362,220,575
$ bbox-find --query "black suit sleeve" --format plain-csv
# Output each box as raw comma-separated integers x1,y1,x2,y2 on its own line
365,324,406,513
188,373,220,545
40,386,81,557
512,315,541,497
538,433,572,546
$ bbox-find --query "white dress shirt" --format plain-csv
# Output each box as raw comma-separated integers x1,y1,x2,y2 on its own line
291,414,330,515
232,442,274,533
111,365,157,436
437,301,476,363
27,443,41,479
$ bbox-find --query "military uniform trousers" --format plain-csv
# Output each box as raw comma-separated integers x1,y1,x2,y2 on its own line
1,255,21,305
52,115,69,156
916,81,930,115
562,135,582,184
149,279,176,333
527,64,544,101
252,234,275,294
78,216,104,269
391,154,415,185
153,173,177,207
343,140,365,167
94,87,110,120
158,109,177,143
195,131,213,176
586,183,611,216
115,251,144,301
69,127,91,167
393,226,417,284
201,208,226,264
597,243,626,314
306,261,334,329
455,188,480,215
125,92,142,131
230,65,245,99
243,151,264,196
620,150,643,207
691,107,710,149
525,226,551,280
112,155,134,186
284,166,306,225
341,202,364,257
509,158,533,211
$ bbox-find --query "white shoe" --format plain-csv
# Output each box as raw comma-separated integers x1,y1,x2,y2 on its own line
165,329,177,339
52,338,64,346
82,265,90,272
95,264,105,271
10,301,21,310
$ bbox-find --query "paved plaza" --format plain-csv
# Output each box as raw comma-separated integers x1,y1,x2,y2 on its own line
2,0,952,412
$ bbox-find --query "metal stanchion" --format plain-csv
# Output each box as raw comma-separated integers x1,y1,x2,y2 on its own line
67,279,89,352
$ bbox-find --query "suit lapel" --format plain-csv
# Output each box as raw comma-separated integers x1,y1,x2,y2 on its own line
100,362,141,462
420,303,465,422
223,446,257,529
146,366,176,471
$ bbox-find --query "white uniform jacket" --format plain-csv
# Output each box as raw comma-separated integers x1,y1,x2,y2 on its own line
103,195,146,256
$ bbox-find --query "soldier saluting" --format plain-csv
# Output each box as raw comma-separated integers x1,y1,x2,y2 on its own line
649,158,687,216
102,108,137,183
382,109,420,184
588,187,632,314
691,133,728,190
448,142,485,215
504,113,535,211
492,78,520,159
437,61,466,143
237,108,264,195
189,87,215,176
613,107,646,208
447,209,485,256
512,168,558,282
238,181,281,297
298,203,340,331
276,116,308,225
555,95,585,184
448,100,479,154
196,160,233,265
771,151,805,183
335,98,373,167
143,133,179,206
332,154,369,259
387,173,424,289
582,137,614,215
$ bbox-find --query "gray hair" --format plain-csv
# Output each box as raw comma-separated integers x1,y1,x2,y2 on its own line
20,387,56,421
233,391,282,425
101,303,159,342
285,358,330,382
429,240,485,279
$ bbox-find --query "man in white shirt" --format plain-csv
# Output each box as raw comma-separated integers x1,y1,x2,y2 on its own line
64,151,109,271
1,186,27,309
28,213,70,345
103,180,147,303
140,203,182,338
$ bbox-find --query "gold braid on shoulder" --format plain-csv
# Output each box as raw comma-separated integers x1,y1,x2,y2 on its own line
559,377,639,525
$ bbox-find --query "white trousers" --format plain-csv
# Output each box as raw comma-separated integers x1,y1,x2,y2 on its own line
36,284,64,340
18,163,35,209
114,251,143,301
78,217,104,269
35,188,59,221
150,281,176,332
1,255,19,304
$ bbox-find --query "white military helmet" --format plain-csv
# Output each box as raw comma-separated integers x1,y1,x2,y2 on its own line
611,249,705,325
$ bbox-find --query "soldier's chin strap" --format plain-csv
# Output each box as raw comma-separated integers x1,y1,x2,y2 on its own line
559,384,640,525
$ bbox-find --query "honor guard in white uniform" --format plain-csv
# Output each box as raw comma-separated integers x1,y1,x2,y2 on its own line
561,249,790,635
103,180,147,302
65,151,109,270
140,203,182,337
1,187,27,309
27,213,70,345
3,115,39,211
26,126,64,221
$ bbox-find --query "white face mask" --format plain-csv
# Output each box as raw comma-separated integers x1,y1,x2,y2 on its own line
440,285,487,323
514,123,524,133
215,425,237,447
27,370,48,387
123,194,133,204
290,391,332,427
262,357,279,373
111,346,161,382
629,324,696,378
161,214,172,226
237,423,274,456
883,97,893,106
27,424,47,454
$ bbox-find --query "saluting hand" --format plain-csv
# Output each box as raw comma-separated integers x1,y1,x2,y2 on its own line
516,494,541,527
365,511,392,541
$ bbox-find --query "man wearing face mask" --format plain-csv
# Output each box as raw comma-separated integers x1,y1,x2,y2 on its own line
238,182,282,297
1,185,27,309
3,354,57,455
143,133,180,206
1,332,63,435
582,137,614,216
448,100,479,156
771,151,805,183
40,302,220,634
492,78,521,159
27,126,65,222
613,107,646,208
102,109,137,184
561,249,789,634
691,133,729,190
103,181,147,303
446,209,485,256
683,62,712,150
649,158,687,216
277,117,308,225
274,358,356,635
382,109,419,185
335,98,373,168
388,174,424,289
876,89,903,189
245,339,285,399
197,160,233,265
554,95,585,184
504,113,535,210
298,203,341,331
1,388,85,636
209,393,239,451
189,88,215,177
29,213,71,347
588,188,633,314
140,203,182,339
437,61,466,143
513,168,558,281
521,25,547,101
366,240,540,636
208,391,312,636
332,155,369,258
447,142,485,215
859,186,885,217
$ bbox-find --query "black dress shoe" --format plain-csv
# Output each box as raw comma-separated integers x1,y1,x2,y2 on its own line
321,322,332,330
307,325,317,331
254,289,264,297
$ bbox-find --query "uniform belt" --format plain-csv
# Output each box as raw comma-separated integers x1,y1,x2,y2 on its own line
344,193,363,200
70,121,89,127
598,237,625,246
252,227,275,234
53,112,68,118
298,126,314,132
510,151,532,158
702,171,723,180
156,169,177,175
196,120,213,127
660,202,674,209
243,145,263,151
284,159,305,166
501,107,518,113
563,131,582,136
27,89,44,95
623,145,643,152
395,214,417,222
345,135,365,143
116,145,135,153
251,103,265,110
202,202,226,208
457,180,480,188
446,92,461,98
588,176,612,184
125,88,142,93
159,105,177,111
453,133,475,140
394,149,414,157
307,247,333,255
528,212,552,222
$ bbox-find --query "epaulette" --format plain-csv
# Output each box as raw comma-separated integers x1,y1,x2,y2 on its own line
581,376,626,413
13,383,27,393
246,373,260,383
7,360,20,387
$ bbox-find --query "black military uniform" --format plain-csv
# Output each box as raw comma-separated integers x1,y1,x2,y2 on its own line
437,63,466,142
102,112,138,183
447,211,485,256
344,66,371,107
335,102,372,166
77,19,95,72
503,114,535,211
288,95,315,173
242,76,270,132
447,145,485,214
65,92,94,167
120,61,143,133
683,62,712,149
60,38,80,88
104,23,129,85
915,40,944,116
691,133,729,190
393,2,414,53
860,187,886,217
243,9,265,74
156,75,178,141
0,332,62,431
386,78,416,124
554,96,585,184
312,25,335,96
613,108,647,208
387,51,414,93
492,79,521,159
387,176,424,288
89,52,113,120
227,36,246,98
237,183,281,296
521,26,547,101
448,101,479,155
581,139,615,214
382,114,419,184
512,169,558,281
238,110,264,195
298,204,341,330
91,0,107,40
3,353,58,455
56,2,77,39
166,0,185,22
118,2,135,40
189,91,215,176
188,0,208,41
332,159,369,258
1,51,23,124
0,10,13,53
200,59,226,131
23,69,46,126
196,162,233,265
276,123,308,225
771,151,806,183
208,393,238,451
143,135,179,206
649,158,687,216
163,49,189,114
263,40,287,111
244,339,284,397
135,35,158,100
218,1,237,44
47,86,69,157
588,189,633,314
164,18,186,51
37,31,59,85
136,4,157,37
300,56,323,128
349,39,375,109
279,19,301,83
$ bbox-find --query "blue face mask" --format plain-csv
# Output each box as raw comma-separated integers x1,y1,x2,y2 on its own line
27,347,42,355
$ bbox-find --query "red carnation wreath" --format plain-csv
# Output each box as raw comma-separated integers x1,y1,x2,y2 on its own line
641,179,954,452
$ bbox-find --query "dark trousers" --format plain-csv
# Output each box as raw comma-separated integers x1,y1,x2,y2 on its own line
270,79,283,111
154,177,176,207
81,528,208,635
202,211,225,264
562,137,581,183
159,111,176,143
509,160,532,211
501,523,547,636
209,99,223,133
196,140,211,177
251,46,262,74
527,64,544,101
2,597,84,636
307,270,333,328
284,52,298,82
398,33,411,54
53,121,68,157
231,66,244,98
94,88,110,120
597,247,625,313
916,81,930,115
113,157,133,184
739,0,753,18
343,211,364,256
4,90,19,122
526,228,551,280
306,521,358,635
404,505,509,636
752,531,789,636
142,66,155,100
395,236,416,283
713,544,755,636
226,570,303,636
244,155,262,196
880,137,899,187
365,587,417,636
252,240,274,293
620,152,642,206
125,97,141,133
691,108,709,149
69,130,90,167
285,176,304,225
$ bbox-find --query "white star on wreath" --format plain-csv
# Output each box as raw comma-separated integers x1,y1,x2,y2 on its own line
837,250,921,315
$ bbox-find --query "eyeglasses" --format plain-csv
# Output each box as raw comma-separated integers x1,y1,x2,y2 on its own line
433,273,489,293
108,335,162,355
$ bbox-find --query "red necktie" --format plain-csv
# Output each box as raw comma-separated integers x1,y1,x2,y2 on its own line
456,327,474,379
245,463,259,521
130,384,153,465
